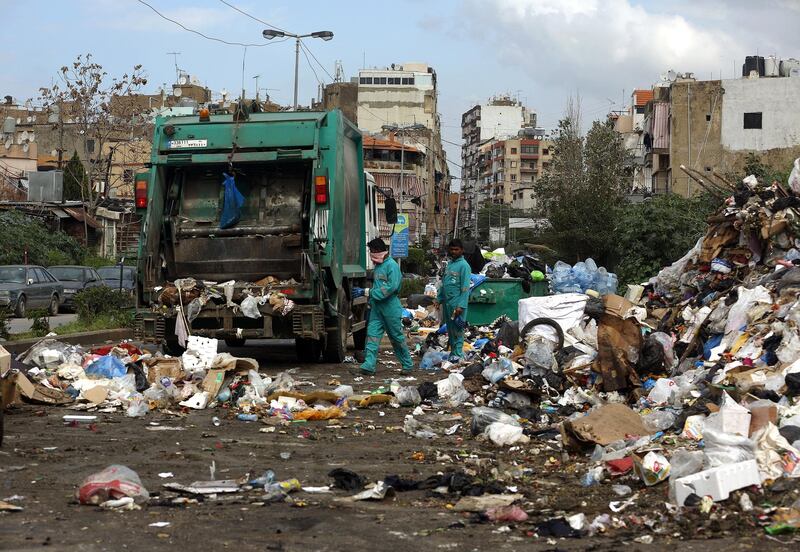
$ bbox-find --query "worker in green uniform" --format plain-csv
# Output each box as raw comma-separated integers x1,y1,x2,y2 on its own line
436,238,472,360
359,238,414,375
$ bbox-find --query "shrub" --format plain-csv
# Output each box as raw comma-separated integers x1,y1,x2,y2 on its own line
0,211,87,266
0,308,10,341
26,308,50,337
399,278,426,298
74,287,133,325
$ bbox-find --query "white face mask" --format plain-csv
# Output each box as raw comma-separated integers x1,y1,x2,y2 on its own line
370,251,388,264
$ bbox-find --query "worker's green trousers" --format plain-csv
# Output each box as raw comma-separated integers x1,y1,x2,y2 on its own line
360,303,413,373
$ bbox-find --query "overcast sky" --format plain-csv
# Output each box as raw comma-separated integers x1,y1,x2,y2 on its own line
2,0,798,186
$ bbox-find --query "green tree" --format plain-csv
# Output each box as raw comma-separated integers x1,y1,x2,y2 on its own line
535,114,630,266
613,193,719,286
0,211,86,265
62,151,87,201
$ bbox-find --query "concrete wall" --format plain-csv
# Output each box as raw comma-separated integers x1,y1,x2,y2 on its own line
357,87,434,133
479,105,526,141
721,77,800,151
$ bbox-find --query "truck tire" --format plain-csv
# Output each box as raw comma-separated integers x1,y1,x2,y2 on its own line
520,317,565,351
163,338,185,357
323,290,349,363
295,338,322,363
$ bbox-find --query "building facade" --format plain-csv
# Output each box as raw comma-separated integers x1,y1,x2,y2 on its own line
460,97,537,231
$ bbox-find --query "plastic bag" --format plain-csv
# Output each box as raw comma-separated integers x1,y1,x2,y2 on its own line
471,406,520,436
482,358,517,384
395,386,422,407
789,157,800,195
248,370,268,398
265,371,295,395
642,410,677,433
484,422,529,446
220,172,245,229
436,374,470,406
420,350,449,371
85,355,128,379
703,426,756,468
403,415,437,439
241,295,262,319
125,393,149,417
668,448,705,502
646,378,676,405
76,465,149,505
525,336,556,371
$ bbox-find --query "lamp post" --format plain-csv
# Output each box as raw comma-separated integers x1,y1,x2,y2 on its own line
262,29,333,110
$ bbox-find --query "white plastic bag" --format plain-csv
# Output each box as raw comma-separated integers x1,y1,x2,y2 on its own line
241,295,262,319
484,422,529,446
788,157,800,195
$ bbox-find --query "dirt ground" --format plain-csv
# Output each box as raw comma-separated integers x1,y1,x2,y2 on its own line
1,340,797,551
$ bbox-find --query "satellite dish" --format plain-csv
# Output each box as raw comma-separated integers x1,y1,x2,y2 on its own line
178,75,189,85
173,87,183,97
667,70,677,81
22,143,29,153
29,132,35,142
51,149,57,156
15,135,22,145
4,140,11,150
21,130,28,141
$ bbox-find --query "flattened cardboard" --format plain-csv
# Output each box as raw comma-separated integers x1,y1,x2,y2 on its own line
83,385,109,404
595,314,641,392
603,294,637,319
562,403,649,450
201,369,228,398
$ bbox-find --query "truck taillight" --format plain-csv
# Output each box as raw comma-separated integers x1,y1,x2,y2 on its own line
135,180,147,209
314,175,328,204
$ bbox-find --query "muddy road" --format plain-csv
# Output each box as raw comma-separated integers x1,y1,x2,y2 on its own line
0,341,794,551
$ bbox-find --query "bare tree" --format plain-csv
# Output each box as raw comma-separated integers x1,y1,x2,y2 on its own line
38,54,149,213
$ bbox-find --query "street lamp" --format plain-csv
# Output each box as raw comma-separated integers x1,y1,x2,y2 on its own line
262,29,334,110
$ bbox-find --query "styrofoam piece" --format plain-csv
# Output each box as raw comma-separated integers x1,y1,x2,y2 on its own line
704,392,751,437
673,459,760,506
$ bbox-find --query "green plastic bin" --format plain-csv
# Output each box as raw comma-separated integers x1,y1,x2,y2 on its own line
466,278,548,326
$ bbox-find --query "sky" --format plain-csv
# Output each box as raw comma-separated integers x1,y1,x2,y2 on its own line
2,0,799,186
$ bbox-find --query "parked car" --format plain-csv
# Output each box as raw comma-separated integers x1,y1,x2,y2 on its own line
47,265,106,311
0,265,63,317
96,265,137,294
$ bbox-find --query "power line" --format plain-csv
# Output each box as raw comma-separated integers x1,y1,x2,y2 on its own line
300,44,323,87
300,41,334,82
217,0,286,32
135,0,286,47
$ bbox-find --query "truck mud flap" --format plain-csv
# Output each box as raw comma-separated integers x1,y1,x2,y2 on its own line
292,306,325,339
134,312,165,343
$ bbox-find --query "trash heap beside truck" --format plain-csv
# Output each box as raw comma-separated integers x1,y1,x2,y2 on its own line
135,109,394,362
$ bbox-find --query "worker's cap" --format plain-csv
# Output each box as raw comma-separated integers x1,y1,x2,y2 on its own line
367,238,388,252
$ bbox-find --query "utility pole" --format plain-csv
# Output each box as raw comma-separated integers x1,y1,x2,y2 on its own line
253,75,261,102
166,52,181,82
56,99,64,169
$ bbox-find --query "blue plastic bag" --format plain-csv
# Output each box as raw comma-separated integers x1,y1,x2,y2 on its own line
85,355,128,379
220,172,245,229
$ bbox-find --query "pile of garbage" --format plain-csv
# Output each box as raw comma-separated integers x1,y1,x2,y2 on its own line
0,336,353,422
154,275,297,328
390,164,800,534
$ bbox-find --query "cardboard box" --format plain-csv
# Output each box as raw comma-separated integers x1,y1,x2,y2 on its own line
561,403,649,450
603,294,637,319
201,369,228,398
144,357,186,384
0,345,10,376
83,385,109,405
1,372,34,408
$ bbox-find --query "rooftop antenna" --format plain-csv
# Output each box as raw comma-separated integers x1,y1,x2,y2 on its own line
166,52,181,82
253,74,261,102
334,60,344,83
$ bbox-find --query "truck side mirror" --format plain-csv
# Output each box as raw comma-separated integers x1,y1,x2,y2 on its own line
384,197,398,225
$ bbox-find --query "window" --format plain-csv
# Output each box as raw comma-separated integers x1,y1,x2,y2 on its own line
387,77,400,85
375,77,387,85
86,139,95,153
401,77,413,85
706,114,712,122
510,161,517,168
521,145,538,154
743,112,762,129
542,148,549,155
510,147,517,154
123,169,134,185
511,174,517,181
359,77,373,85
33,268,48,283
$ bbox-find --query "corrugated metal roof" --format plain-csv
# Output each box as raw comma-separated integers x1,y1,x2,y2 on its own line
362,135,421,153
633,89,654,107
652,102,669,150
64,207,100,228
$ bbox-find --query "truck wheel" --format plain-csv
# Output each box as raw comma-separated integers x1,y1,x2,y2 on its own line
295,338,322,363
163,339,185,356
323,291,349,363
224,338,247,348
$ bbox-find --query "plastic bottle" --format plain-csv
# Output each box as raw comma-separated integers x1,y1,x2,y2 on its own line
249,469,276,488
580,466,604,487
237,413,258,422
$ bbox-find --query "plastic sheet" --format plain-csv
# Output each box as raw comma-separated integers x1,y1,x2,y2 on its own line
76,465,150,505
85,355,128,379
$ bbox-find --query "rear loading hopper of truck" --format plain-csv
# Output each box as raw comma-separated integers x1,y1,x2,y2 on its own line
135,109,372,362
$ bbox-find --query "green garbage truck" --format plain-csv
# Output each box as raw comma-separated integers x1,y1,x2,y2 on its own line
134,108,395,362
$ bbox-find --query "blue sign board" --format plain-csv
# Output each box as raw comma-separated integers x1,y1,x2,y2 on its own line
390,213,409,258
